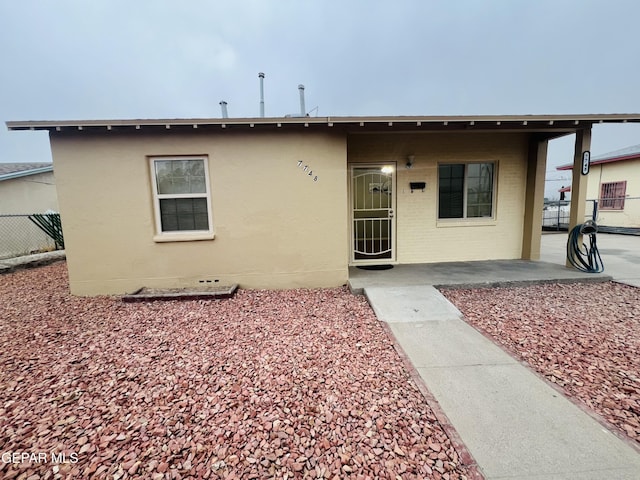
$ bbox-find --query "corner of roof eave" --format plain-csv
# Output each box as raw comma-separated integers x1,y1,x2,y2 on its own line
0,166,54,181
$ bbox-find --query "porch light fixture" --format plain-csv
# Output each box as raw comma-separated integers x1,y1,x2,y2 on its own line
406,155,415,169
381,165,394,174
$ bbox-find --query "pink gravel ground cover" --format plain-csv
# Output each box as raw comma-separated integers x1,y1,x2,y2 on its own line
442,282,640,446
0,262,474,479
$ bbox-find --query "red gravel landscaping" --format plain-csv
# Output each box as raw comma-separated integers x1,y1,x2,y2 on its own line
0,262,474,479
442,282,640,446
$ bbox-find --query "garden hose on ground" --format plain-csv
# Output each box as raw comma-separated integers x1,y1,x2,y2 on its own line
566,220,604,273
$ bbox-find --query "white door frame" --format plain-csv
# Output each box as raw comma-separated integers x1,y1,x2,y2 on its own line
349,163,397,265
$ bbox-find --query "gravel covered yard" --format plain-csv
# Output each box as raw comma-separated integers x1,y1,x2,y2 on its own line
0,263,474,479
442,282,640,446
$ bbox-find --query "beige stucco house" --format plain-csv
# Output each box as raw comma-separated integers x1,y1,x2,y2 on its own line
7,114,640,295
558,144,640,230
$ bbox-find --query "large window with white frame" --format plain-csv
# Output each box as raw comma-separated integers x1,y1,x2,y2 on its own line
150,157,213,238
438,162,495,219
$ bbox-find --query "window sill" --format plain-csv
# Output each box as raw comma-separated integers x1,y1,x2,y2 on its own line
436,218,497,228
153,232,215,243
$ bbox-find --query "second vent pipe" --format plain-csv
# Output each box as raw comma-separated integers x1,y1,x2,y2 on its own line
259,72,265,117
219,101,228,119
298,84,306,116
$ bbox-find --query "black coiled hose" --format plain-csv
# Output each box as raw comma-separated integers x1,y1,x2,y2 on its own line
566,220,604,273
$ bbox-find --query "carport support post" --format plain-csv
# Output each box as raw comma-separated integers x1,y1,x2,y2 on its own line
522,136,548,260
566,127,592,267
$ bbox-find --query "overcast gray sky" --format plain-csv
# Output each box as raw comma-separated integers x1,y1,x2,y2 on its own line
2,0,640,198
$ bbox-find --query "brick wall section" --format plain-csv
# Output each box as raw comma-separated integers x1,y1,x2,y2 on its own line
348,132,529,264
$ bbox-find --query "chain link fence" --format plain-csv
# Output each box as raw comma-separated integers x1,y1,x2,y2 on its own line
0,214,63,260
542,200,571,231
542,200,597,231
543,197,640,234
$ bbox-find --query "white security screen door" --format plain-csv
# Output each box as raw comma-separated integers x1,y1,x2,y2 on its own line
350,164,396,262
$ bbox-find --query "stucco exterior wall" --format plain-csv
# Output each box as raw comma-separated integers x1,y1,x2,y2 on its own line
588,159,640,227
51,130,348,295
348,132,529,263
0,171,58,214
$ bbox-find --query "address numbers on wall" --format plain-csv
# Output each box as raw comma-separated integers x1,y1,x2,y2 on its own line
297,160,318,182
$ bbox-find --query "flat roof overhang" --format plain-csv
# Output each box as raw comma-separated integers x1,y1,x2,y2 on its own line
557,152,640,170
7,114,640,139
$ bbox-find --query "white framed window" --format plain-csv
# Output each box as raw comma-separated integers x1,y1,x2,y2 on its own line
149,156,214,241
438,162,495,219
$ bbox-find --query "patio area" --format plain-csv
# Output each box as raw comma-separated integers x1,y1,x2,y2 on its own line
348,259,611,294
349,232,640,293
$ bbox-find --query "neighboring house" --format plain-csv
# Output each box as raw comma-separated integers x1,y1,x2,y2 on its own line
0,163,59,259
557,144,640,230
6,114,640,295
0,163,57,214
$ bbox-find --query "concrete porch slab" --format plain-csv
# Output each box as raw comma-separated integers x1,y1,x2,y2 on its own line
349,259,612,293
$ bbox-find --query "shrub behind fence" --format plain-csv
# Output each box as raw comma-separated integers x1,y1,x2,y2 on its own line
0,214,62,260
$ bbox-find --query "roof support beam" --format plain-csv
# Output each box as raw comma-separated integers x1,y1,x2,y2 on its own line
566,127,592,267
521,136,548,260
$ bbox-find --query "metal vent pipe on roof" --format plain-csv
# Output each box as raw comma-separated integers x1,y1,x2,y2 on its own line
259,72,265,117
298,84,306,116
219,101,228,119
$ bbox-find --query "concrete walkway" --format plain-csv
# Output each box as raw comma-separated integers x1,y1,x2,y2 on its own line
354,235,640,479
365,285,640,479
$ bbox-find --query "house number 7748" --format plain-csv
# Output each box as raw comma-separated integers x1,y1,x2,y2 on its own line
297,160,318,182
